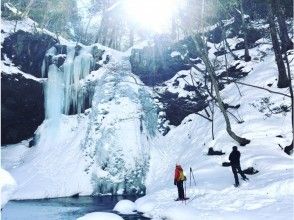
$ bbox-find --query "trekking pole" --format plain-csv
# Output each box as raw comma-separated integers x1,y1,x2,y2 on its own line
190,167,196,186
189,167,192,187
184,180,187,205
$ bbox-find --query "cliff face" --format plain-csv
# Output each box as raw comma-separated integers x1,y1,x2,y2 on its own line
2,30,58,78
1,29,57,145
1,73,44,145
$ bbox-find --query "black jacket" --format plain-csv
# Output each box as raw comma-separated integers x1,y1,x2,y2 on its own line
229,150,241,166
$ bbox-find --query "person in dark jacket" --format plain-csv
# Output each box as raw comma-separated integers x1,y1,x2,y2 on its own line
174,164,186,200
229,146,248,187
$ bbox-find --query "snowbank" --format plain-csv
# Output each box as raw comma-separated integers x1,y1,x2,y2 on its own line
135,197,156,213
162,205,199,220
77,212,123,220
0,168,17,208
113,199,136,214
1,115,93,199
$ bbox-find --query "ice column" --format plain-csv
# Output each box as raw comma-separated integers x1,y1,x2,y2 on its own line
44,45,94,120
45,64,63,121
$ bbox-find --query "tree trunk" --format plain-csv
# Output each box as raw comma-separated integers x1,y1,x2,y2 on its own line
192,34,250,146
268,3,289,88
271,0,293,52
239,0,251,62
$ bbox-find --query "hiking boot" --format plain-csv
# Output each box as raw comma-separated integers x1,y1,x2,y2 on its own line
234,183,239,187
242,177,249,181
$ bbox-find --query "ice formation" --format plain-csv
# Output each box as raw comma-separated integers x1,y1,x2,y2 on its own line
42,45,94,119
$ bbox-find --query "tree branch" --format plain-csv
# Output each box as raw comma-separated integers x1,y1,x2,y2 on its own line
223,79,291,98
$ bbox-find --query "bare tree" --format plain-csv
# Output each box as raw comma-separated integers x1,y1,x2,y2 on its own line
271,0,293,52
191,34,250,146
239,0,251,62
283,51,294,154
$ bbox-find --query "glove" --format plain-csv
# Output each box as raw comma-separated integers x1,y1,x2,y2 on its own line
174,179,177,185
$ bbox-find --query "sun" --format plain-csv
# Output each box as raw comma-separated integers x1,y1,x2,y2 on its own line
124,0,179,33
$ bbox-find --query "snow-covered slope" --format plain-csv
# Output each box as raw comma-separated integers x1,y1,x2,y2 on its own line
2,114,92,199
135,46,294,219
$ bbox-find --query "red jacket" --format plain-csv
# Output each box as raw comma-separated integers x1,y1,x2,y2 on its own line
174,165,183,182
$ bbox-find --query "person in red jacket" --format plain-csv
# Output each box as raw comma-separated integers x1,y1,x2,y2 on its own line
174,164,186,200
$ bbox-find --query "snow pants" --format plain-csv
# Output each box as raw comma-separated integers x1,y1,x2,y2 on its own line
176,181,184,199
231,164,247,185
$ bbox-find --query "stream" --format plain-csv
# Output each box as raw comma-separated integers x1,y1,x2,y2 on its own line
1,195,150,220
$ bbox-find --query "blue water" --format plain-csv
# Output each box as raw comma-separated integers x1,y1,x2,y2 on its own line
1,195,149,220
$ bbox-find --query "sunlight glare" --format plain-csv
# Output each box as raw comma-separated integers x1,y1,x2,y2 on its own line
125,0,179,33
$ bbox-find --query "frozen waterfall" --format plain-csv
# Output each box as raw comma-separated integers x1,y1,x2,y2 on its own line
42,45,94,120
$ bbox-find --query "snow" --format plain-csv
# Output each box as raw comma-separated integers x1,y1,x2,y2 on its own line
77,212,123,220
113,199,136,214
1,55,44,82
161,206,199,220
1,4,69,45
81,53,156,194
171,51,181,57
0,168,17,208
134,45,294,219
1,114,93,199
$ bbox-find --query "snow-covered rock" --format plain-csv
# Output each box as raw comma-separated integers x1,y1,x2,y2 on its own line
113,199,136,214
77,212,123,220
135,197,156,213
0,168,17,208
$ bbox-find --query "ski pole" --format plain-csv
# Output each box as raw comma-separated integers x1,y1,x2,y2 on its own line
190,167,196,186
189,167,192,187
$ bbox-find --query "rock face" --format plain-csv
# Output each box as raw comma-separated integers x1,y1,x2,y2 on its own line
130,36,201,86
1,73,45,145
2,30,58,78
158,91,208,126
1,30,57,145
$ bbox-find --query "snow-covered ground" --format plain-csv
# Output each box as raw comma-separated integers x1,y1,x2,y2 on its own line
134,47,294,219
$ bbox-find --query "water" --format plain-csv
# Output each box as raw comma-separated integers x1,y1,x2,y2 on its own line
1,195,150,220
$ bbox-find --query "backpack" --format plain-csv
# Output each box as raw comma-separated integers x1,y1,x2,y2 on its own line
179,170,187,181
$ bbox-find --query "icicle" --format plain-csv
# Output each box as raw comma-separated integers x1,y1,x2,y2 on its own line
41,59,46,78
44,44,95,119
45,64,64,121
62,46,75,114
